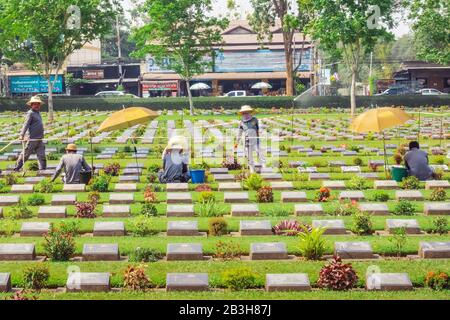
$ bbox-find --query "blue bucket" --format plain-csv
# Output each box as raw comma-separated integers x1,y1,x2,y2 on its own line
190,169,205,184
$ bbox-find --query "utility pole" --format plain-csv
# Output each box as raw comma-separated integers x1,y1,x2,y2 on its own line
369,51,373,96
116,15,123,88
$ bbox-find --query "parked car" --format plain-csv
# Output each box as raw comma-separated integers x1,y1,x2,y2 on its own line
415,88,446,95
221,90,248,97
375,87,412,96
95,91,139,98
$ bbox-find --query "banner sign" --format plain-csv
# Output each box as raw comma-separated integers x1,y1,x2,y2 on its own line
9,75,63,93
82,69,104,79
142,81,178,91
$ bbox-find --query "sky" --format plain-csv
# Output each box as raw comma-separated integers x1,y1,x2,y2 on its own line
121,0,411,38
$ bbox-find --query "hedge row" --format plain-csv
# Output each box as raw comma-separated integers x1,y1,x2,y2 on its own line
1,95,449,111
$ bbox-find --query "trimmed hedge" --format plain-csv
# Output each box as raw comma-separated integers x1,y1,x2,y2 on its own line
1,94,449,111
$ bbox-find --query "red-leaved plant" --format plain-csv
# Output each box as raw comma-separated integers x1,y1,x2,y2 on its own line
272,220,311,236
317,256,358,291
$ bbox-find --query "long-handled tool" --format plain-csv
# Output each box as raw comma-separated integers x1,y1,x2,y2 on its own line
0,139,17,153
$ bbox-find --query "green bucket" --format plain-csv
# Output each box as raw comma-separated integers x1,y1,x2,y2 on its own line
391,166,408,182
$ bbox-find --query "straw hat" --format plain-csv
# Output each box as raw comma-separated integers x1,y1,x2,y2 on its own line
167,135,188,150
237,105,255,115
26,96,44,106
167,143,183,150
65,144,77,151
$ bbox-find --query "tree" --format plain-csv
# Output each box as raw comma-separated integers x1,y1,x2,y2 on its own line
132,0,228,115
0,0,119,122
101,14,138,64
409,0,449,65
308,0,397,116
248,0,313,96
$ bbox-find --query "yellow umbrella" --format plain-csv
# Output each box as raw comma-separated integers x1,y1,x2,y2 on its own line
350,107,413,177
350,107,412,133
97,107,159,133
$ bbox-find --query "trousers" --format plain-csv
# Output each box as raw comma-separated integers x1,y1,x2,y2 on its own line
14,140,47,171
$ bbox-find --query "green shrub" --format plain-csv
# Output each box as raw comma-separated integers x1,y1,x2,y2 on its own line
401,176,420,190
43,225,76,261
26,194,45,206
7,202,33,219
353,157,363,166
35,178,53,193
208,217,228,236
351,211,373,235
141,202,158,217
23,264,50,291
27,161,39,171
215,241,241,260
347,175,369,190
198,191,216,204
129,247,163,262
198,200,224,217
243,173,263,191
298,226,326,260
393,200,416,216
264,207,291,217
58,220,80,237
46,152,59,161
371,191,390,202
388,227,407,257
431,216,448,235
222,268,259,290
429,188,447,201
132,216,155,236
90,175,110,192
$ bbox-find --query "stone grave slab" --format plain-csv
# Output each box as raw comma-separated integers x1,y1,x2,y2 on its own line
261,173,283,181
122,168,142,176
109,193,134,204
425,180,450,190
24,177,44,184
0,273,11,292
0,196,20,206
341,166,361,173
37,169,55,177
339,191,365,201
322,181,346,190
374,180,398,190
424,202,450,215
82,244,120,261
66,273,111,292
166,205,195,217
11,184,34,193
281,192,307,203
102,205,130,217
240,220,272,236
334,242,374,259
395,190,423,201
0,243,35,261
218,182,242,191
309,173,331,180
119,175,140,182
358,203,389,216
210,168,228,174
63,184,85,192
0,208,2,218
295,204,323,216
312,220,346,235
270,181,294,190
51,194,76,205
166,243,203,261
114,183,137,192
224,192,249,203
166,273,209,291
165,191,193,204
386,219,421,234
38,206,67,218
20,222,50,237
166,183,189,192
366,273,413,291
167,221,199,236
419,242,450,259
231,204,259,216
93,222,125,237
214,174,235,182
265,273,311,292
357,173,379,180
250,242,288,260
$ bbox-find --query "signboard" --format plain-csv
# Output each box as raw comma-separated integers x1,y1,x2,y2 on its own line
319,69,331,85
9,75,63,94
142,81,178,91
147,56,173,73
214,49,312,73
82,69,104,80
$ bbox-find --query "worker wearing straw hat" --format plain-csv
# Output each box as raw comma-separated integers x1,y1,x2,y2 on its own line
51,144,92,184
14,96,47,172
158,139,191,183
235,105,265,173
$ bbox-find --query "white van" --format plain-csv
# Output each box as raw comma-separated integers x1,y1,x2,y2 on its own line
222,90,247,97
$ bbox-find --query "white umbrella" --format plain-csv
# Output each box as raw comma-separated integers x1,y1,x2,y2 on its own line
190,83,211,90
251,82,272,89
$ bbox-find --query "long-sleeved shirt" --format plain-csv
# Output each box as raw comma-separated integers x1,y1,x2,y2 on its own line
52,154,91,184
20,109,44,140
161,152,188,182
404,148,433,181
237,116,259,146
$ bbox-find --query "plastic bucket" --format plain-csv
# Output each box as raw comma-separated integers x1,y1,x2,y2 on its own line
190,169,205,184
79,171,92,184
391,166,408,182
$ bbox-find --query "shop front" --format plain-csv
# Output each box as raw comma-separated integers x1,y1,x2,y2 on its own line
141,80,179,97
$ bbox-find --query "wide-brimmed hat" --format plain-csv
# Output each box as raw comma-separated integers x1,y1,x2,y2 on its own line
26,96,44,106
238,105,255,115
167,135,188,150
66,144,77,151
167,143,183,150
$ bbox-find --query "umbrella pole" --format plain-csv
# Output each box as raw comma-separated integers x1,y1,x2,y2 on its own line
132,138,139,170
383,132,388,179
90,137,95,176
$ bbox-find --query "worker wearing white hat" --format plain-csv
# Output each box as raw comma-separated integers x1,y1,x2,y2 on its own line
14,96,47,172
158,140,191,183
235,105,265,172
